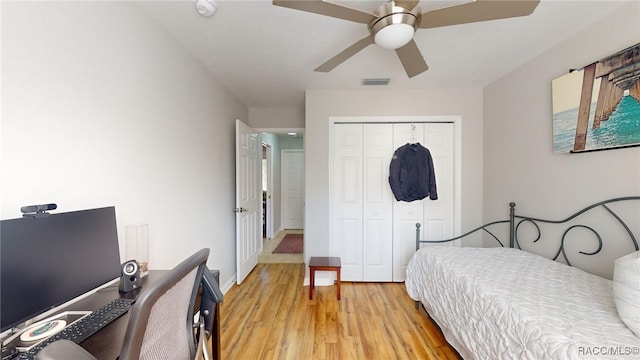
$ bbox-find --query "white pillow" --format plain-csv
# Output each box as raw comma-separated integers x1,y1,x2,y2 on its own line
613,250,640,338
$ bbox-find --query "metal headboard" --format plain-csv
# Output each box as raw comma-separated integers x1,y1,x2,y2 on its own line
416,196,640,266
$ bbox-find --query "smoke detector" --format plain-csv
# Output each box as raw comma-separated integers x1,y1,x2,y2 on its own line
195,0,217,17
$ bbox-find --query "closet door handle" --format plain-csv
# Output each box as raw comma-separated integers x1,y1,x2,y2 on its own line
233,207,248,213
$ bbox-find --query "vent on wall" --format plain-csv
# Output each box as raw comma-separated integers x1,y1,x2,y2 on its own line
362,78,390,86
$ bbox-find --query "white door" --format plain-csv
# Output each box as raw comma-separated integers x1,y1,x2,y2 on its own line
362,124,393,281
235,119,262,284
281,150,305,229
392,123,427,281
331,124,394,281
392,122,455,281
421,123,455,244
331,124,364,281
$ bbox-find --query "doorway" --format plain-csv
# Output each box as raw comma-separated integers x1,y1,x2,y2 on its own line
262,143,272,239
257,131,305,264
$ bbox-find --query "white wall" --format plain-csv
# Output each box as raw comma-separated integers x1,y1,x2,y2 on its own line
483,2,640,278
248,107,305,129
1,2,248,290
305,88,485,268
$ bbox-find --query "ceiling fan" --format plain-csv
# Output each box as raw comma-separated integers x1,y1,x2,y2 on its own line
272,0,540,78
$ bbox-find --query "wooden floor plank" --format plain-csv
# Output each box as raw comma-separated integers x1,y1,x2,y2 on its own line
220,263,461,360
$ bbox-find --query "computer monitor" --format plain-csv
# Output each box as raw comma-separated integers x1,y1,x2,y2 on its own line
0,206,122,334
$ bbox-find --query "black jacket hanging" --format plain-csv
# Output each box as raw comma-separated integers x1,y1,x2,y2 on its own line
388,143,437,202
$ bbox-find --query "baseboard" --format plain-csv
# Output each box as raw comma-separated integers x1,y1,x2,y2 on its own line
220,275,236,294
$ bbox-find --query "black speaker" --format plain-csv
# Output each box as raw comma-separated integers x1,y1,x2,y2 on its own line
119,260,142,293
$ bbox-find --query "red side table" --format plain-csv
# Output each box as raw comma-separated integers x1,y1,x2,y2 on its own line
308,256,341,300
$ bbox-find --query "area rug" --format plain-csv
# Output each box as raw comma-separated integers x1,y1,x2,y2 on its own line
272,233,303,254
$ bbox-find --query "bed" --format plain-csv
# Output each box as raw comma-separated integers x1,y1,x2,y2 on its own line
405,197,640,360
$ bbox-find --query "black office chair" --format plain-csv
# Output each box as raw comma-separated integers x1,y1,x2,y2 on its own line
35,248,217,360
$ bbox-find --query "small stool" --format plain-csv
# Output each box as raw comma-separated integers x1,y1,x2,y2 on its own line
309,256,341,300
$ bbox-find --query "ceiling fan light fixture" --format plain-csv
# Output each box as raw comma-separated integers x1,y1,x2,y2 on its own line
369,4,420,50
374,23,414,50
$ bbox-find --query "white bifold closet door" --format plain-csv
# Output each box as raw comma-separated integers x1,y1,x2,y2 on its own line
331,123,394,281
392,123,455,281
331,121,454,282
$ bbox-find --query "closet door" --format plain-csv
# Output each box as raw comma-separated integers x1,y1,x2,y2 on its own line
362,124,393,281
392,124,425,281
331,124,364,281
332,120,454,282
392,122,455,281
422,123,455,245
331,123,393,281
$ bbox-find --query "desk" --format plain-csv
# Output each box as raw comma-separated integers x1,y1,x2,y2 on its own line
22,271,220,360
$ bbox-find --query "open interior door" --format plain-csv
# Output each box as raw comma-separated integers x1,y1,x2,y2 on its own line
235,119,262,284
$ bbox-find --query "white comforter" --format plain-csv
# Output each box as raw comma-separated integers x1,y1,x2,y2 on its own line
405,247,640,360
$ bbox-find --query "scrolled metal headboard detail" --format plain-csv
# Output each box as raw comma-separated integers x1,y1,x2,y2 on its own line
416,196,640,267
415,219,509,250
512,196,640,266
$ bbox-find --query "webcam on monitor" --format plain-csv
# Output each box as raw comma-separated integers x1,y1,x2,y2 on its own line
20,203,57,218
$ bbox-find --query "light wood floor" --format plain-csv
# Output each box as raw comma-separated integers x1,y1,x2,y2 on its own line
220,263,461,360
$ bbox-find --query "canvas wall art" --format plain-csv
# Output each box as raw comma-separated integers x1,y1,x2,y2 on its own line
552,43,640,153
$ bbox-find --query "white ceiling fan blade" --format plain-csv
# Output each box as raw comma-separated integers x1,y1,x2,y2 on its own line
273,0,376,24
395,39,428,78
419,0,540,29
315,35,375,72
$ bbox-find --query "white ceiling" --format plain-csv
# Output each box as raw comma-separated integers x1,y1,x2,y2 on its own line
136,0,634,108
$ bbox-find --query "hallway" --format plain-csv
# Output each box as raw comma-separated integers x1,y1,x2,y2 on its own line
258,229,304,264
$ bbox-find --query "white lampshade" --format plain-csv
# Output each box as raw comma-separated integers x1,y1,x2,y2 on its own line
374,23,415,50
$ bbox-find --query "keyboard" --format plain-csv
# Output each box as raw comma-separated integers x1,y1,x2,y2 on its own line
18,297,135,360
